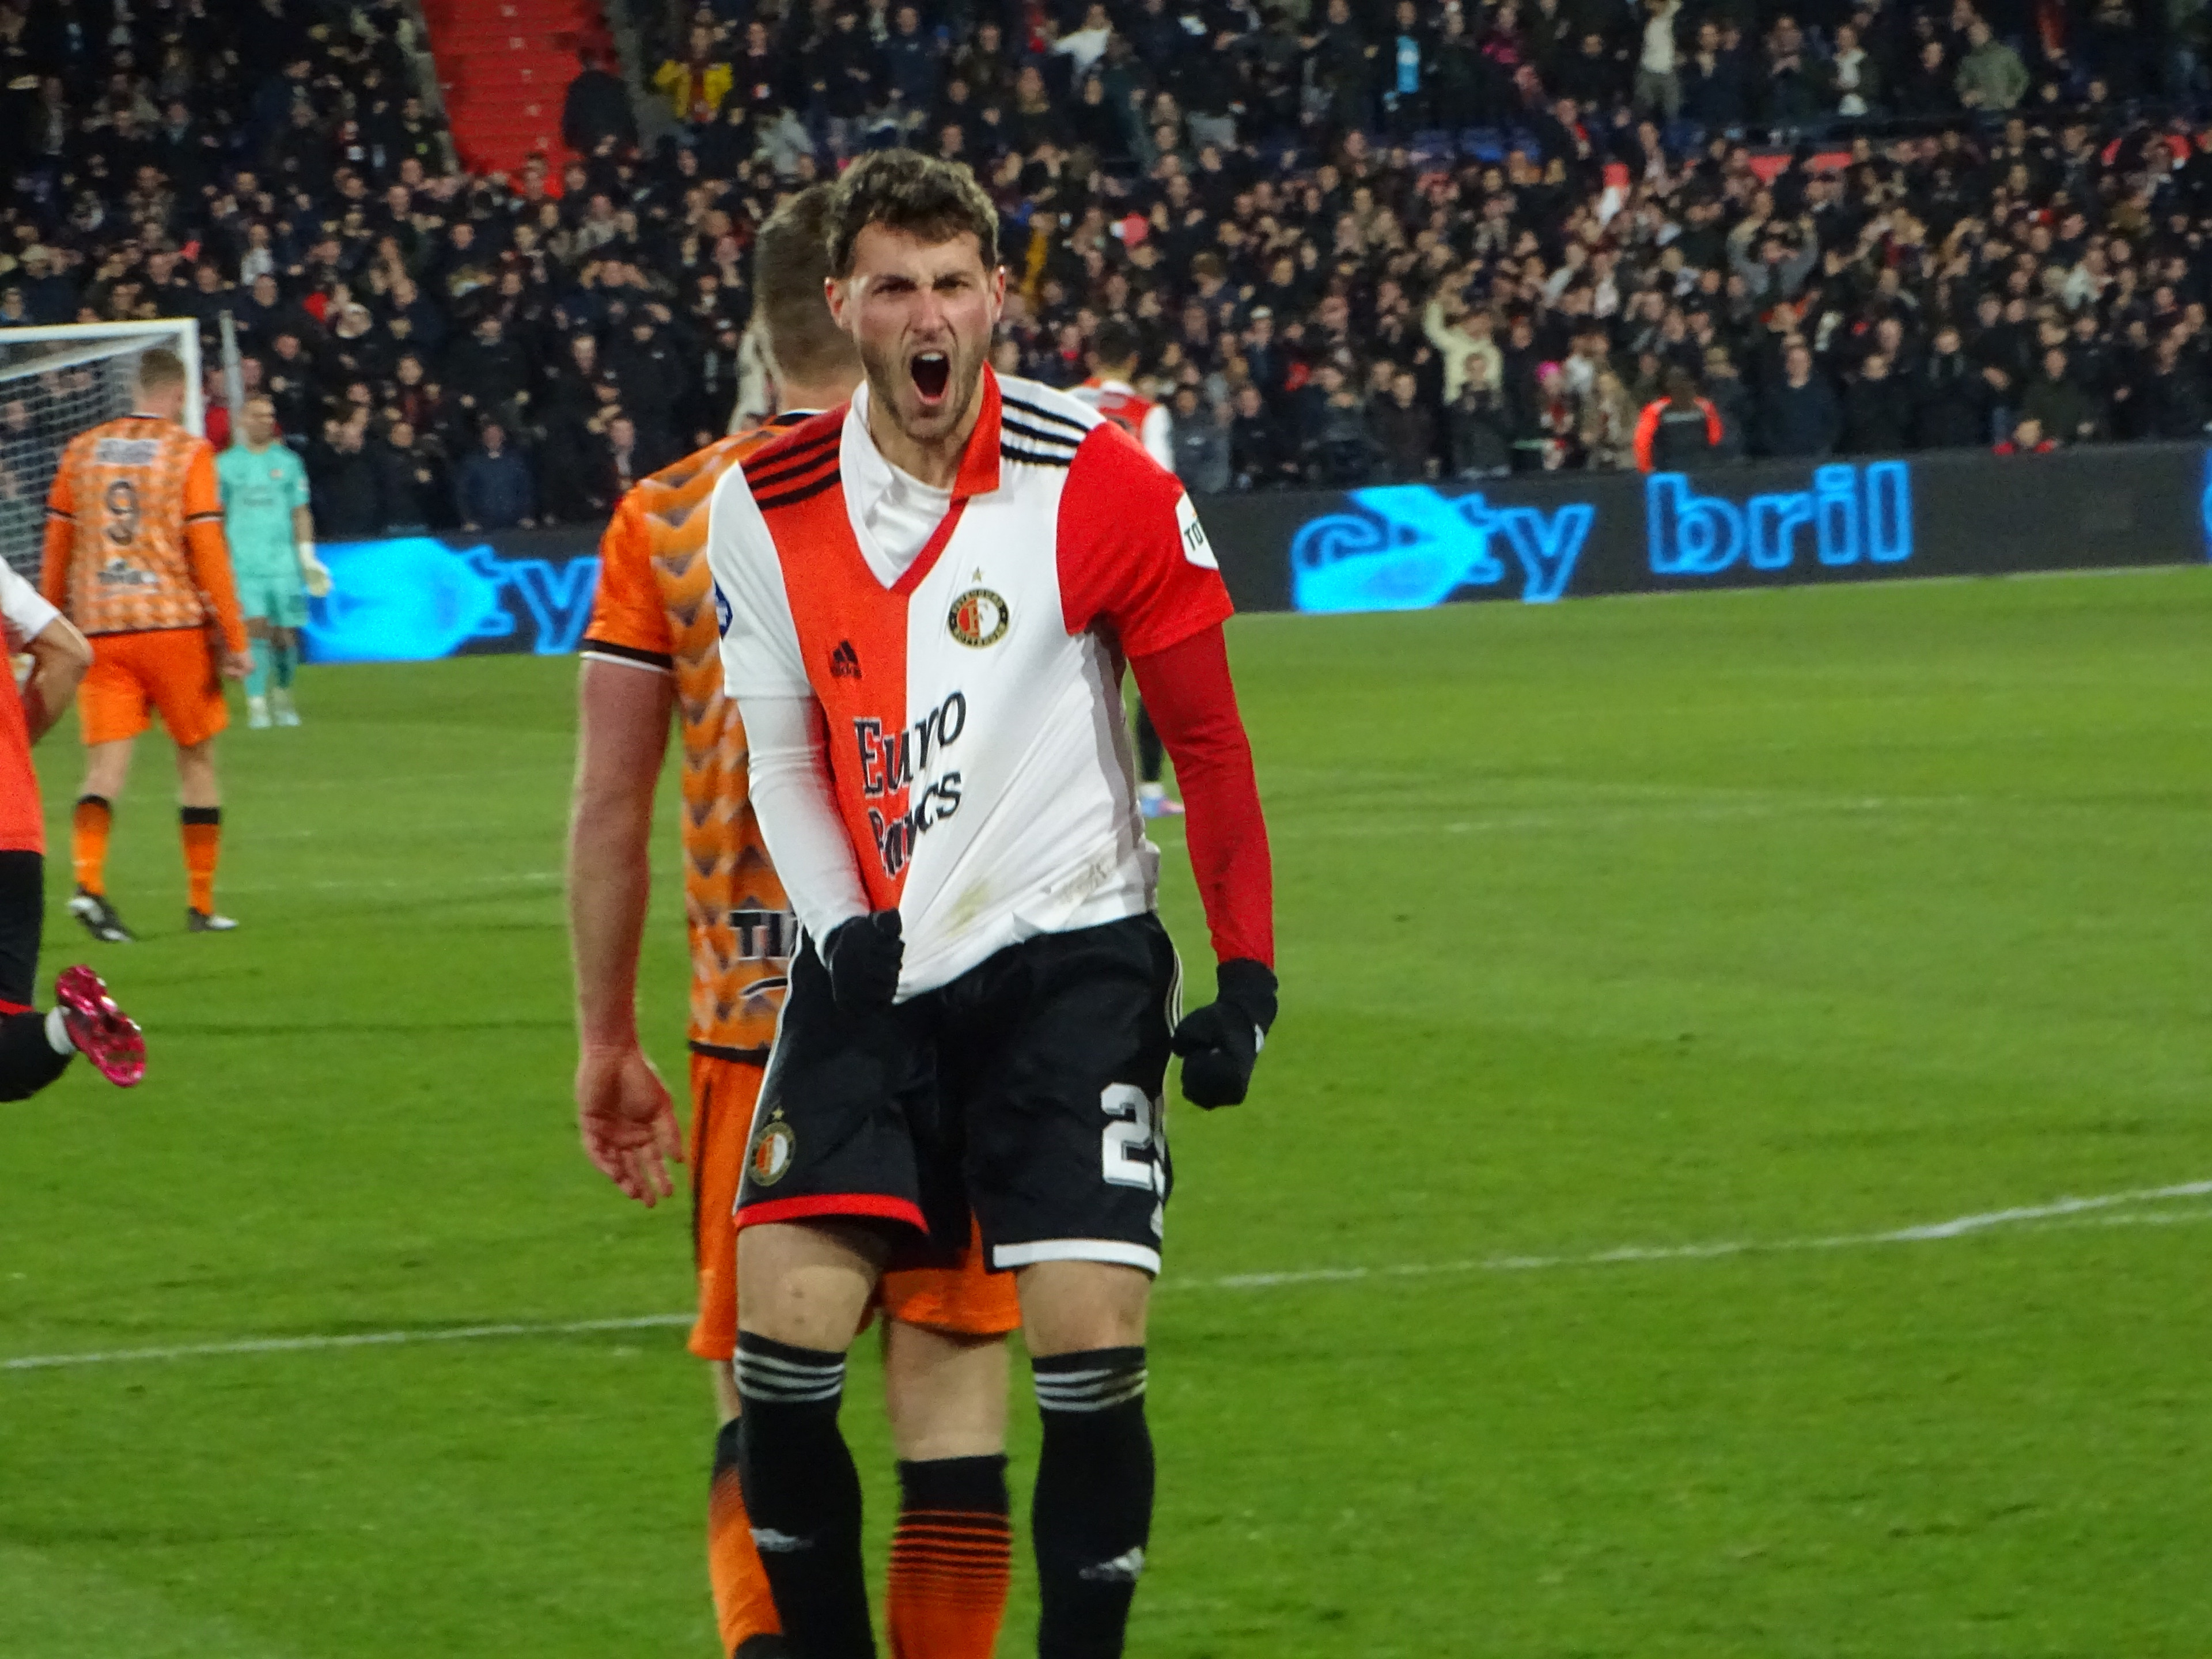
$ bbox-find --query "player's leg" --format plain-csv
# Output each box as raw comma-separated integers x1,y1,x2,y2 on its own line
69,636,147,940
730,937,938,1659
267,577,310,725
1018,1264,1154,1659
270,624,302,725
878,1230,1022,1659
0,851,143,1098
735,1219,887,1659
958,916,1178,1659
690,1055,781,1657
243,612,274,728
173,738,230,930
151,630,235,931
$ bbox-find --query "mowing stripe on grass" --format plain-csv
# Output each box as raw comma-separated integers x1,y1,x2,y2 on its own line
6,1179,2207,1374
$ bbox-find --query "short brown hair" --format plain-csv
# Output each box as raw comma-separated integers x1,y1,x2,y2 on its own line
825,151,998,280
753,184,858,387
137,346,186,394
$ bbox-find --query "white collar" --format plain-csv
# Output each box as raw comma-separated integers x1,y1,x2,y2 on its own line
843,380,953,513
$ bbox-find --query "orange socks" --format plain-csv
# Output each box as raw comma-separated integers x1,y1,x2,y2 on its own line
709,1419,780,1656
71,796,111,894
887,1456,1012,1659
180,807,221,914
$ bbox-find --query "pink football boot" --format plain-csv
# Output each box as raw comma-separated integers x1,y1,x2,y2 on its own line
54,965,146,1088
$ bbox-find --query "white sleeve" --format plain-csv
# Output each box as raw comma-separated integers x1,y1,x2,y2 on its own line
0,563,60,654
705,454,812,700
1142,404,1175,472
737,692,872,946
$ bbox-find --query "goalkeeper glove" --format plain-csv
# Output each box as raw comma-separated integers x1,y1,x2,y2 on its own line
821,910,904,1012
298,541,332,598
1172,957,1277,1108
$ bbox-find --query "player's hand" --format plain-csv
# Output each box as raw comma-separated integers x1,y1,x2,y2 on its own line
298,543,333,599
576,1042,684,1206
823,909,903,1012
1172,958,1278,1109
219,647,253,681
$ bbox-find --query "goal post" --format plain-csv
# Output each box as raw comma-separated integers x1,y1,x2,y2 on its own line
0,319,203,577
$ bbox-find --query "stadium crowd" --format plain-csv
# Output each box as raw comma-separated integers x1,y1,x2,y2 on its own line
0,0,2204,536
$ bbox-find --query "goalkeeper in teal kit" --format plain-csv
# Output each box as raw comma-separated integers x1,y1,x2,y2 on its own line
215,396,330,728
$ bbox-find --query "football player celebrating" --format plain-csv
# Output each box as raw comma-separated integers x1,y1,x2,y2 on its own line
569,184,1020,1659
707,152,1275,1659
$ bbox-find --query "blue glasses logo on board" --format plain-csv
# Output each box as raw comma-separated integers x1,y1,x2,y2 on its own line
1649,462,1912,574
1291,486,1594,613
1290,463,1917,615
303,539,603,662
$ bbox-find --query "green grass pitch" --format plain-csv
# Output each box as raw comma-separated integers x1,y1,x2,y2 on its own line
3,568,2210,1656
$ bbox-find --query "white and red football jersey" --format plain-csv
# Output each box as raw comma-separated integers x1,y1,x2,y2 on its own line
707,368,1233,996
1070,376,1175,471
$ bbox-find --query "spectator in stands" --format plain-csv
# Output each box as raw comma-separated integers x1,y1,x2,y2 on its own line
1994,415,2058,454
656,24,734,129
1170,386,1230,494
457,420,534,533
373,419,442,534
1763,342,1842,458
1229,383,1300,490
1369,366,1437,481
312,416,384,540
2023,347,2104,445
1957,21,2029,112
563,49,638,156
1448,362,1516,478
1843,355,1915,456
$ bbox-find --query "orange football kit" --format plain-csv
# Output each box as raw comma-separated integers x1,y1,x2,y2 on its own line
41,415,248,748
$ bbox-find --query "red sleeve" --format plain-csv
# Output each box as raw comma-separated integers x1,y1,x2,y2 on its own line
1129,623,1273,971
1056,420,1234,658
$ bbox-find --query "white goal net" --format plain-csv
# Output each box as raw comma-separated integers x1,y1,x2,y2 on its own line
0,321,202,578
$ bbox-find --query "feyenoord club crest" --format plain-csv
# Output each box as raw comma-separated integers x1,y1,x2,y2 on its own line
948,587,1009,647
748,1109,797,1186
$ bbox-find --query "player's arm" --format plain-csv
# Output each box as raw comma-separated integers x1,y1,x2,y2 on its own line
183,446,252,667
40,454,75,611
1064,425,1277,1107
569,498,683,1205
0,565,89,741
20,611,92,742
288,455,331,597
704,468,896,1009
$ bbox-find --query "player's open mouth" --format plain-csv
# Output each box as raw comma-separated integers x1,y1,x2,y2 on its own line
910,351,950,406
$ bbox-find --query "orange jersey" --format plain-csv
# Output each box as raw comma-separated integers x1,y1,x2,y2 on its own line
40,414,248,651
581,418,804,1057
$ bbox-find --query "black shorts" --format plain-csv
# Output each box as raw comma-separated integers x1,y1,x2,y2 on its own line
736,913,1181,1275
0,850,43,1012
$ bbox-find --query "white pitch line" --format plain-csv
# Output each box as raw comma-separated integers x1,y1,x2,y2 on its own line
5,1180,2207,1374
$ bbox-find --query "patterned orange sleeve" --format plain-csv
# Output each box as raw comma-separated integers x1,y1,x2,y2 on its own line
579,491,676,671
181,445,248,654
40,442,76,611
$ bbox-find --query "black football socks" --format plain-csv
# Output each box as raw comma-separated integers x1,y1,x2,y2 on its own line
734,1332,874,1657
1031,1347,1154,1659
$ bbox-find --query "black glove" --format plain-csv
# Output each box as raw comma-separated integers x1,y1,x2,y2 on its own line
821,910,904,1012
1171,958,1277,1108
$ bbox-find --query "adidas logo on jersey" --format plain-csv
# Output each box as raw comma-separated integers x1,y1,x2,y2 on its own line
829,639,862,679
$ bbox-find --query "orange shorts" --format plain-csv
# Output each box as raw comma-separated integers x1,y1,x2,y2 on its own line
80,628,228,749
687,1052,1021,1362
